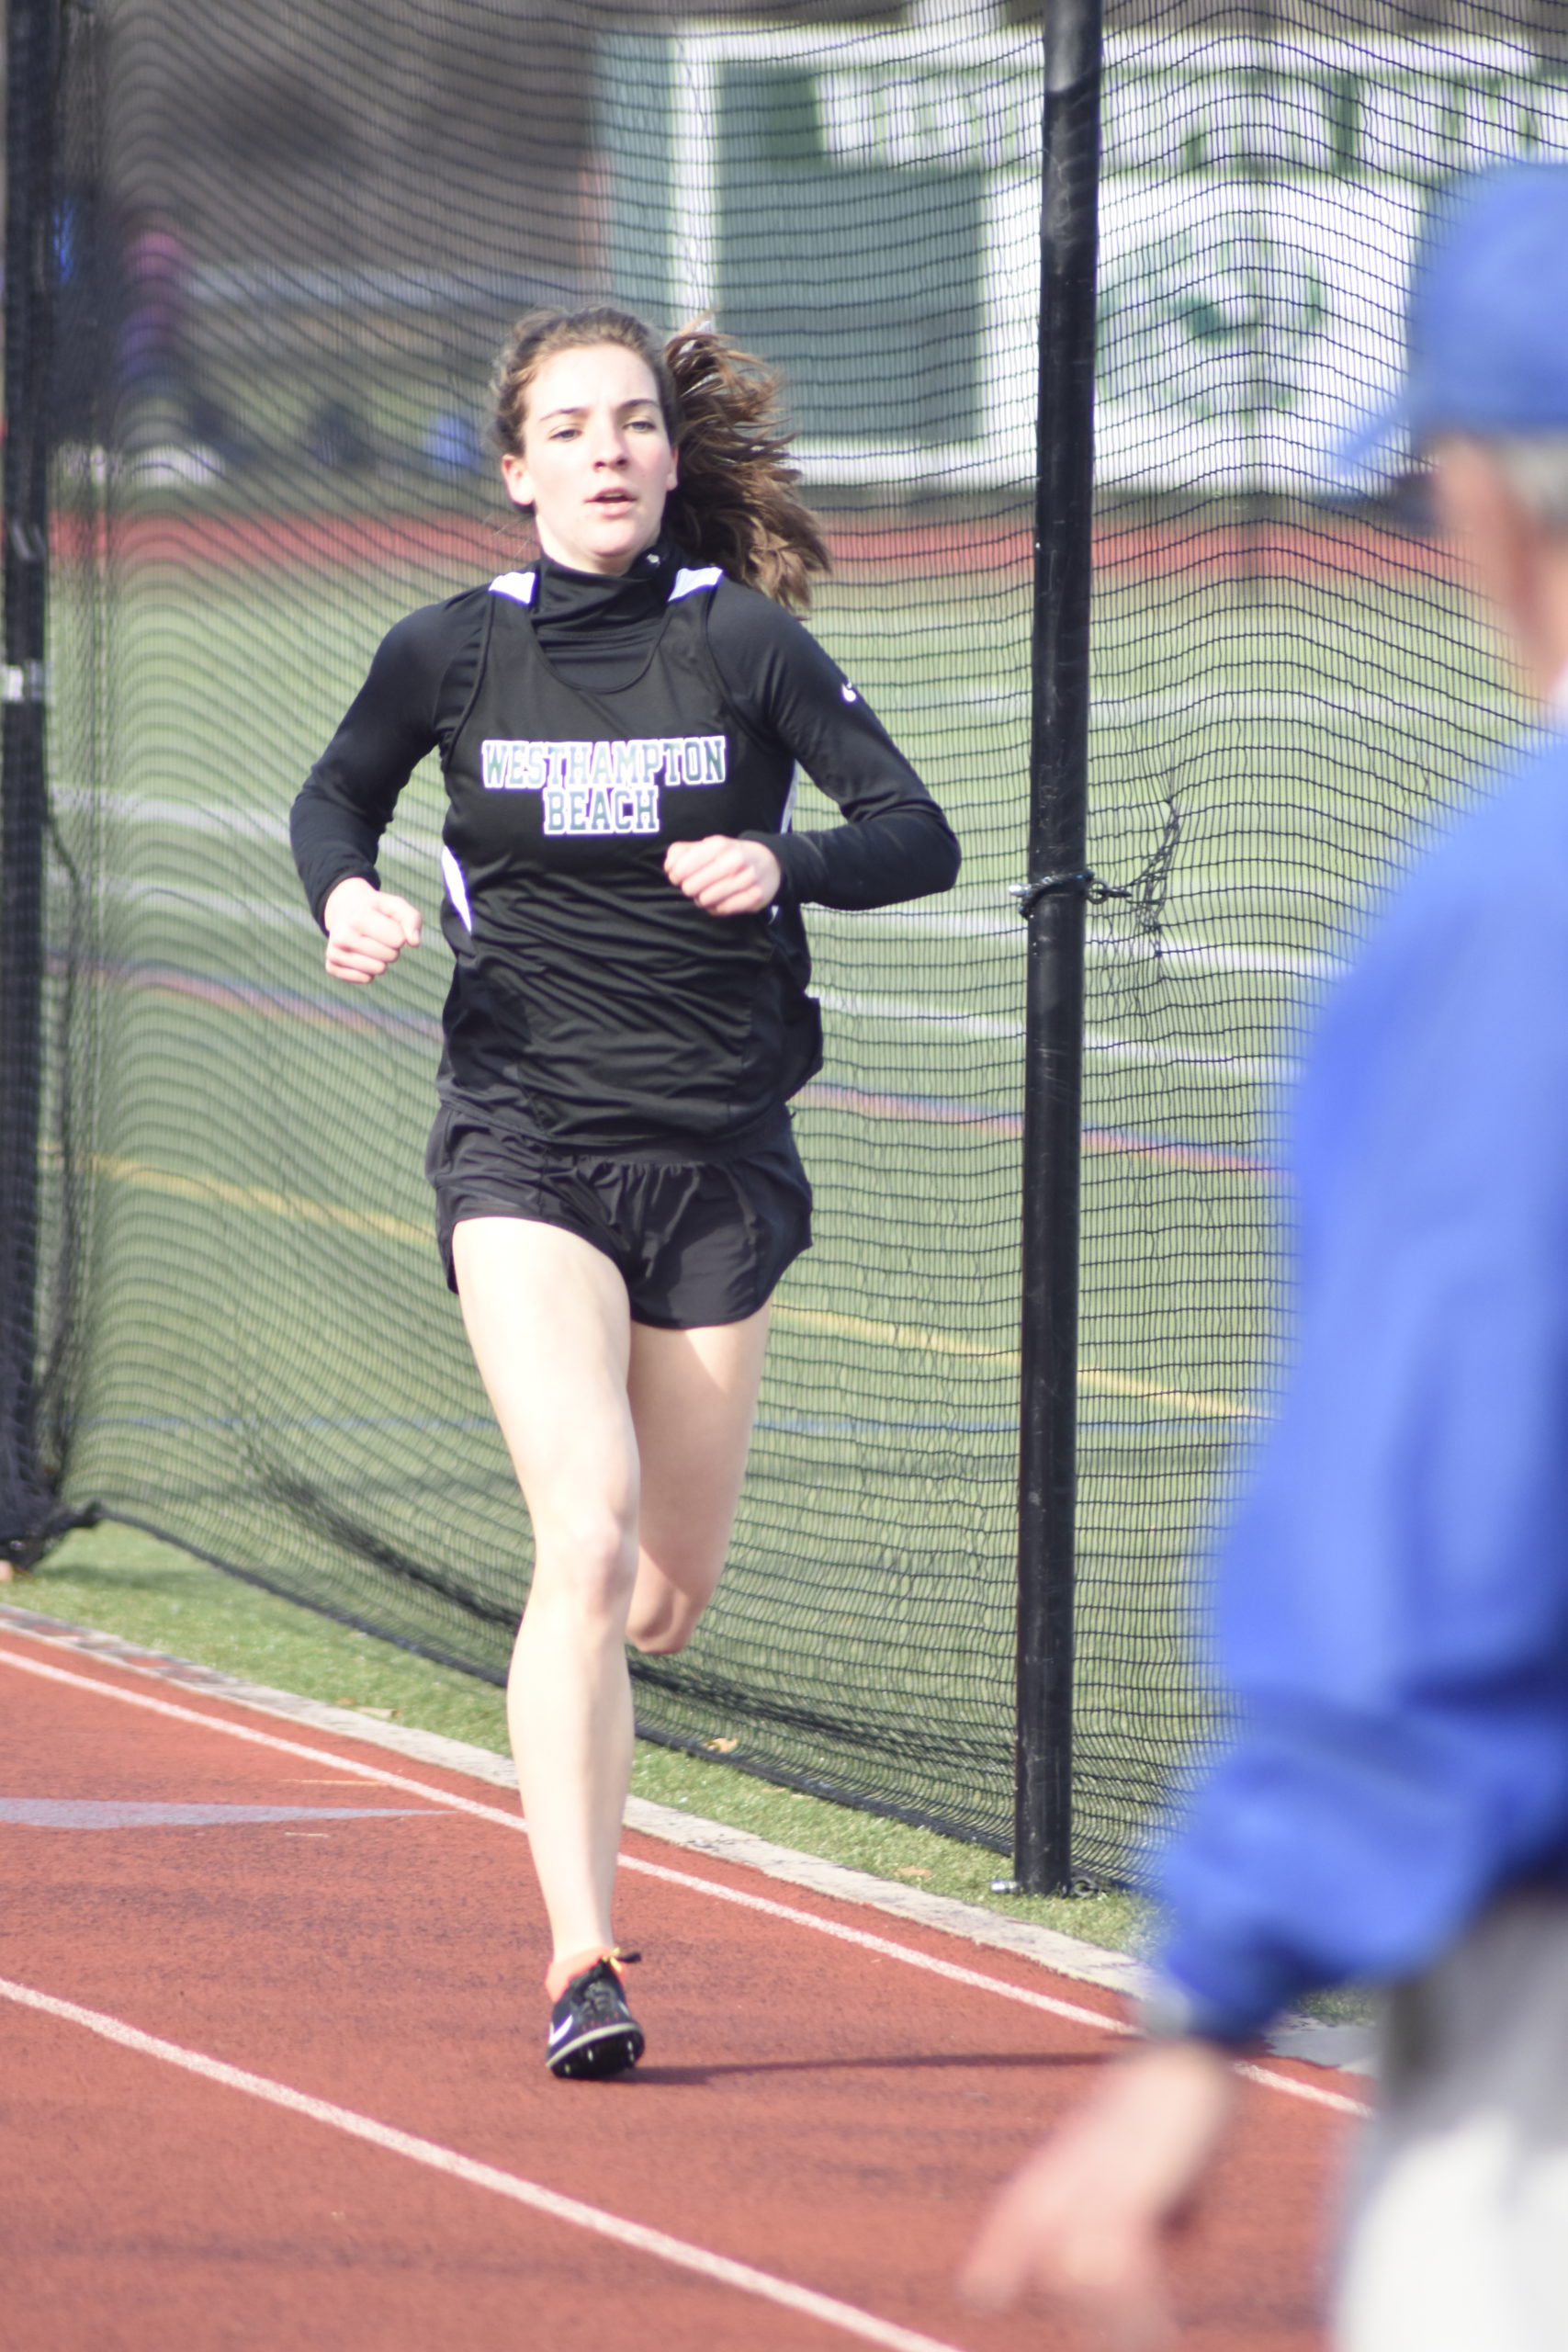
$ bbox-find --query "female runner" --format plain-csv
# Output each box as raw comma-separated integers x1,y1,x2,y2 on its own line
290,309,960,2079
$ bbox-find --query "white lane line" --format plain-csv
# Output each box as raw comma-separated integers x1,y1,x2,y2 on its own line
811,904,1352,980
813,985,1293,1078
0,1647,519,1823
51,785,439,871
621,1849,1140,2041
0,1974,964,2352
0,1644,1370,2119
96,876,320,933
1235,2060,1368,2117
0,1646,1121,2036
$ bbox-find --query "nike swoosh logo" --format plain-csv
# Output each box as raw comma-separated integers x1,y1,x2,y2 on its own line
548,2018,574,2046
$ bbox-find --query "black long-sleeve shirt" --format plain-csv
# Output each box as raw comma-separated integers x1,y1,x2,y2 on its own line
290,540,964,1148
293,544,958,922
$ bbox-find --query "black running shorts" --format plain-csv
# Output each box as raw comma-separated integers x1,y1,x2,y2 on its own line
425,1100,813,1330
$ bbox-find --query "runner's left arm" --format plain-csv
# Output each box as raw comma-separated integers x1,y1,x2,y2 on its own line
707,588,961,909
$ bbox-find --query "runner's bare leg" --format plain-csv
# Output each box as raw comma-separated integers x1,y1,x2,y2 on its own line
452,1217,768,1974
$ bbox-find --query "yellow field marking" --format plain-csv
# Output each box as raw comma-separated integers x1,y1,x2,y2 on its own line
1075,1361,1261,1421
85,1155,429,1251
85,1154,1258,1424
773,1303,1257,1419
770,1299,1010,1365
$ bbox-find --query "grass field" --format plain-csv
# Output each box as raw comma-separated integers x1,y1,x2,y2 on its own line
38,499,1522,1878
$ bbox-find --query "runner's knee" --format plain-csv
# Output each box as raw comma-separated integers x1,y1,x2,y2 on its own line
625,1528,729,1653
530,1508,639,1623
624,1583,707,1655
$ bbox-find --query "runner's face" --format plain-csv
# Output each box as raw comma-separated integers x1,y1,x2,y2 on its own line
502,345,679,575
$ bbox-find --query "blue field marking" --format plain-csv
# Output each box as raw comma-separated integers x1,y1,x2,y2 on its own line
0,1799,438,1829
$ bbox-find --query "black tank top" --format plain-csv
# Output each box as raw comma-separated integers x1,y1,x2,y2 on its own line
436,563,823,1152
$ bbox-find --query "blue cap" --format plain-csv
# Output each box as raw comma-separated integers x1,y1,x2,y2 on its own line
1344,164,1568,471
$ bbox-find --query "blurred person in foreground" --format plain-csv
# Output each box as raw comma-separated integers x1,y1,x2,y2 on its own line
964,163,1568,2352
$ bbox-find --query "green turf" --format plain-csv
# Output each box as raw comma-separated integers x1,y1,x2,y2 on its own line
39,507,1523,1879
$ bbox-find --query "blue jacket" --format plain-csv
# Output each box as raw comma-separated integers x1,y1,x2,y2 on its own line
1156,724,1568,2042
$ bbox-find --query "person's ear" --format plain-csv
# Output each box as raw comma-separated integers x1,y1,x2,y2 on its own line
1431,436,1560,699
1431,438,1529,604
500,450,535,511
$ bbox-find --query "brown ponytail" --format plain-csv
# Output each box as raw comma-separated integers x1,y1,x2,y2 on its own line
491,305,831,612
660,325,830,612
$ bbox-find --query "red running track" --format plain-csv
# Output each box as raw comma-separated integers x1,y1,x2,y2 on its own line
0,1623,1359,2350
49,506,1462,590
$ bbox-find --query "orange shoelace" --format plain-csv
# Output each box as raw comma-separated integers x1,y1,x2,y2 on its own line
545,1944,641,2001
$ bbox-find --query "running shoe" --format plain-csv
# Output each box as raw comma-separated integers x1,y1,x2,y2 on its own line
546,1951,644,2080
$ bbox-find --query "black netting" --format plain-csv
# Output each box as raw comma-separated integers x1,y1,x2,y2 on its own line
28,0,1559,1871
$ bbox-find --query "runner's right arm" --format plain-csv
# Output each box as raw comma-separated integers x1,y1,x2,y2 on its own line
290,600,478,927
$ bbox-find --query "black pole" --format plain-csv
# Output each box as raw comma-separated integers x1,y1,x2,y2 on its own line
1012,0,1103,1894
1,0,60,1552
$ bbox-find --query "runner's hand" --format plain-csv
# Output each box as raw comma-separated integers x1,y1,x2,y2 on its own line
665,835,782,917
961,2040,1235,2349
322,877,423,983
